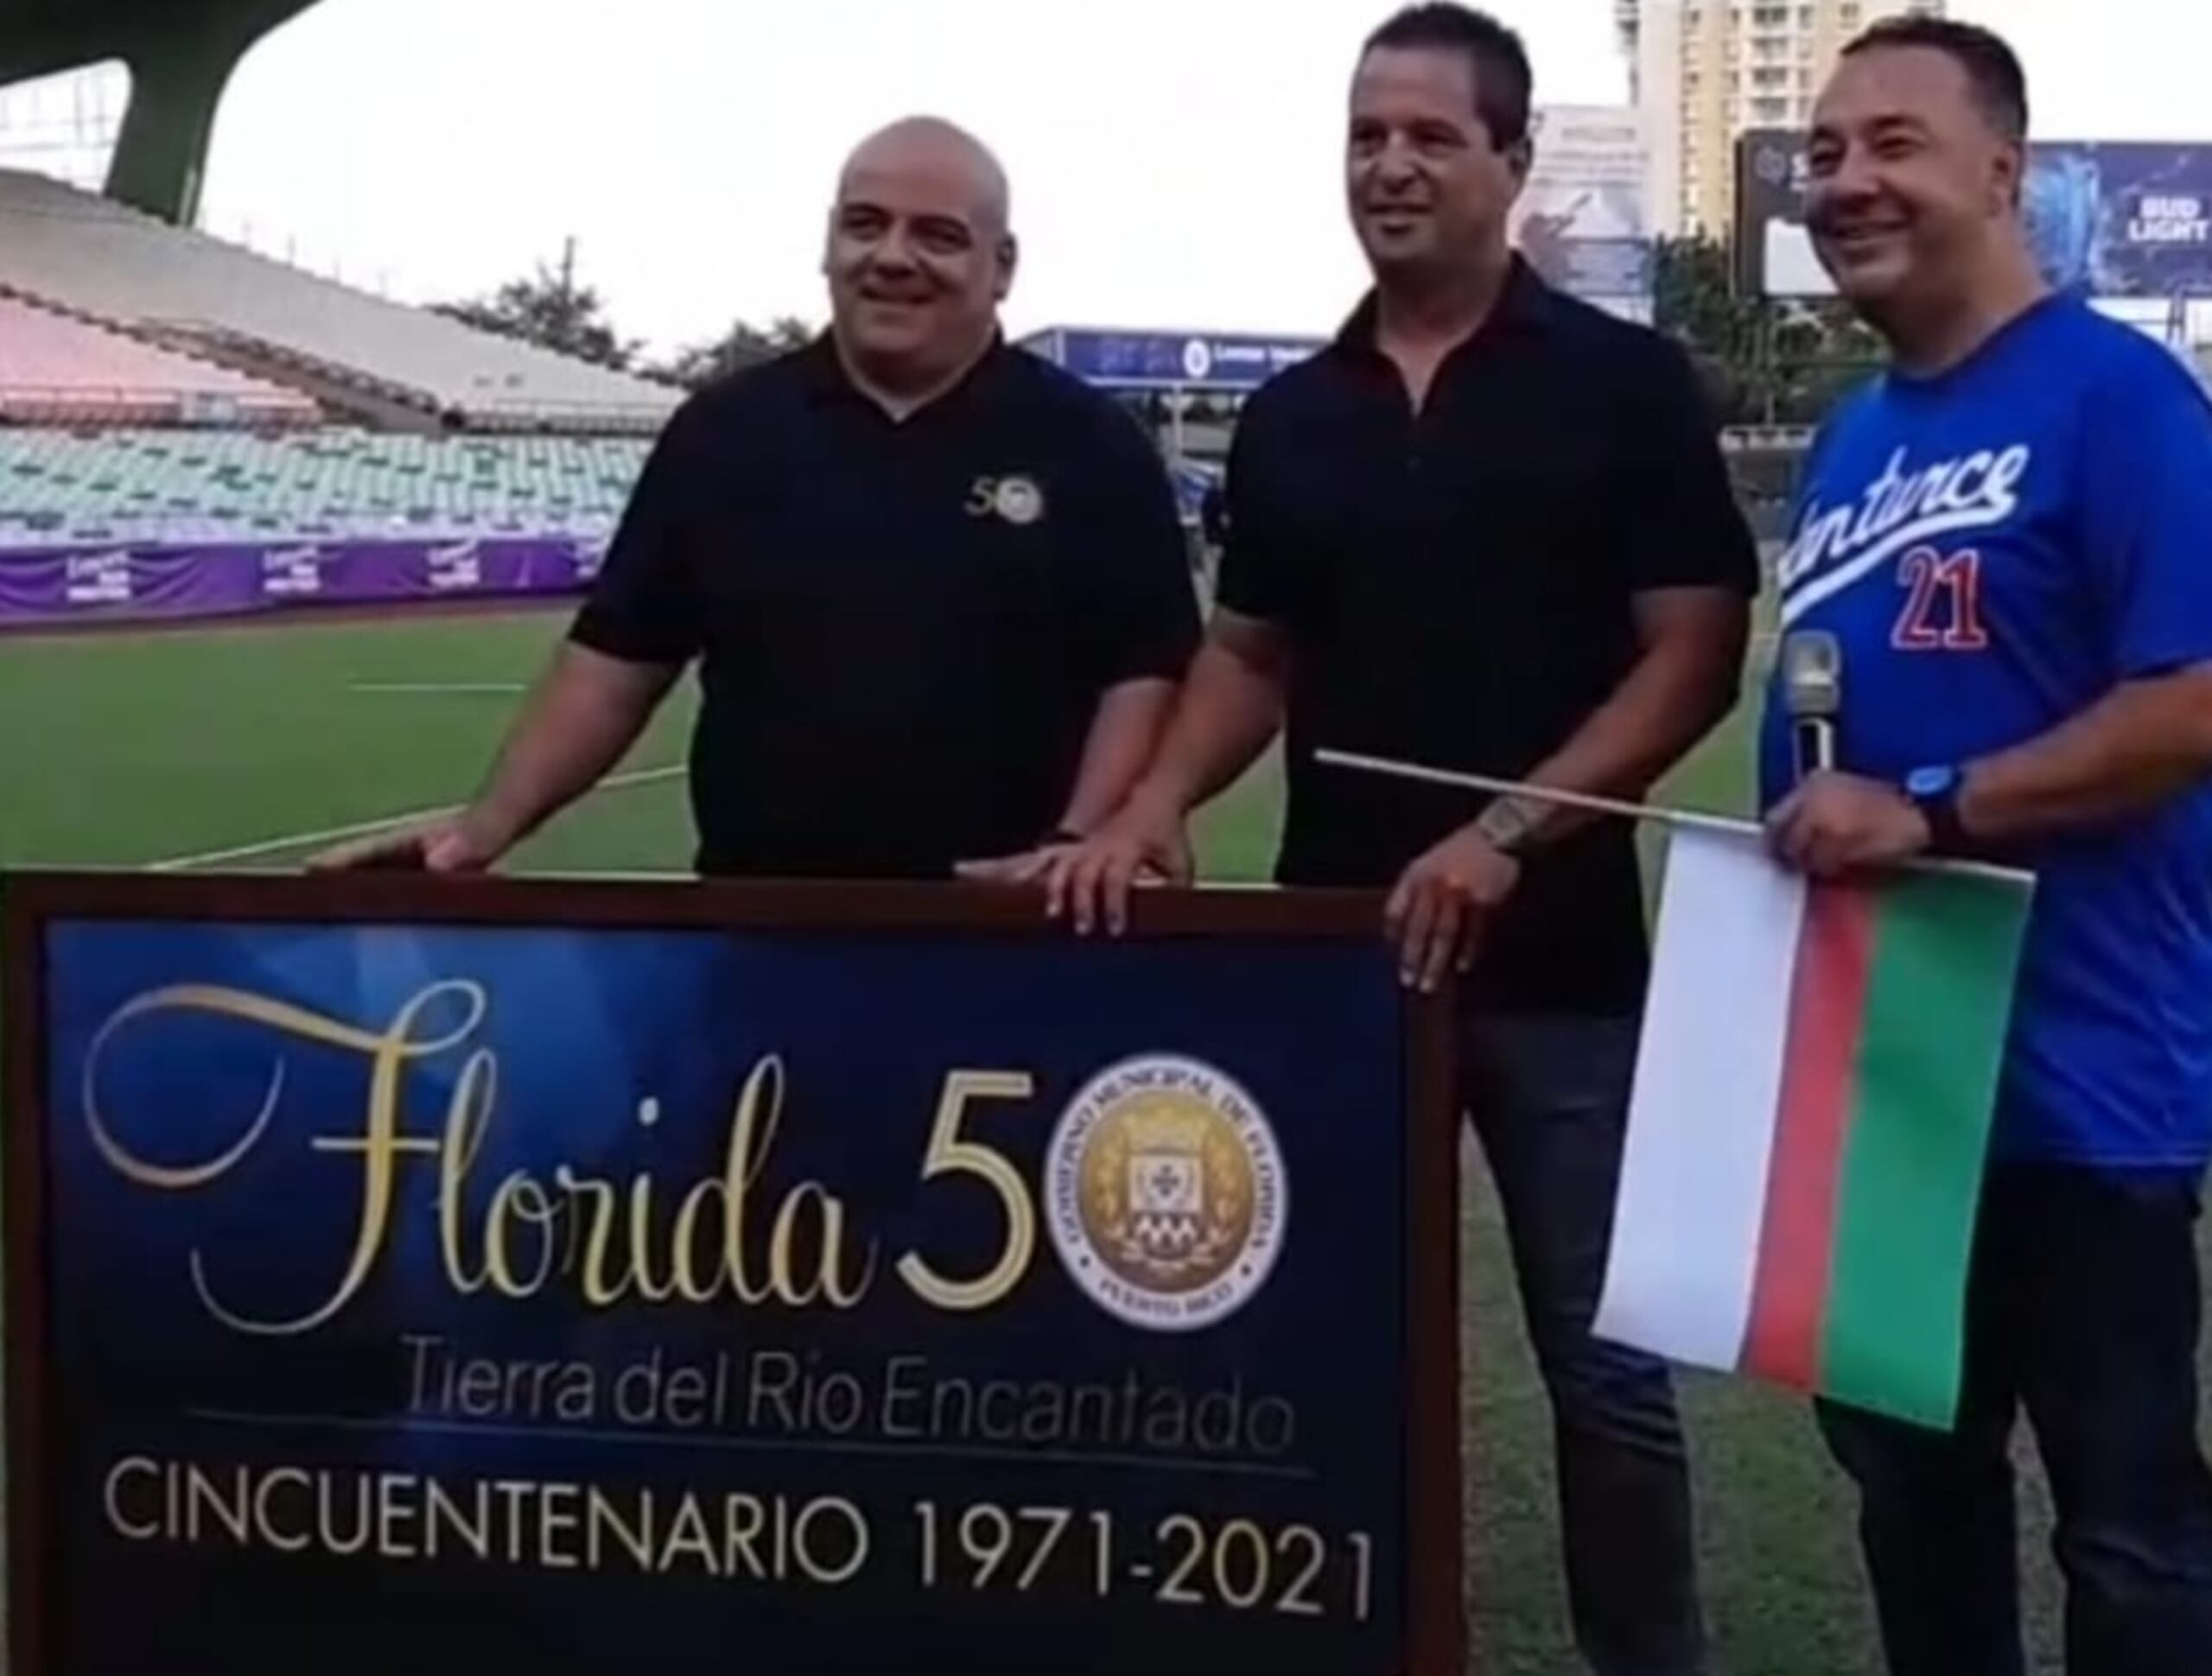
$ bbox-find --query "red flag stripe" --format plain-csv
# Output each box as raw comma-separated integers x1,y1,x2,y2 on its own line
1740,881,1877,1391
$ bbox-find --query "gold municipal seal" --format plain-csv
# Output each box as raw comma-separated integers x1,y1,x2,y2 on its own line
1046,1054,1287,1333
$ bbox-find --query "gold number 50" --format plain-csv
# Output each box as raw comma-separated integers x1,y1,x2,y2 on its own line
896,1071,1038,1311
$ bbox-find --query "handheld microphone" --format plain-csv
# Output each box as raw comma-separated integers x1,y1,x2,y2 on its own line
1782,629,1842,784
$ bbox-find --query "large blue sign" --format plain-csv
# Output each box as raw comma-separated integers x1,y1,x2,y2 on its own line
2,875,1457,1676
1741,131,2212,300
2024,143,2212,298
1022,329,1325,395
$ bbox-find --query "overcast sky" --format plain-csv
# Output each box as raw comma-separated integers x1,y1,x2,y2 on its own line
169,0,2212,356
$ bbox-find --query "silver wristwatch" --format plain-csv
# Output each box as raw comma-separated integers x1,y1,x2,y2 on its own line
1475,797,1536,855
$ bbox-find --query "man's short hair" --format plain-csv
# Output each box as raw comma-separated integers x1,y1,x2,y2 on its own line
1843,16,2029,141
1363,3,1533,151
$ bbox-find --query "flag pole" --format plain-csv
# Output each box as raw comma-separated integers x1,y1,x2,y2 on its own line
1313,748,1764,839
1311,748,2033,887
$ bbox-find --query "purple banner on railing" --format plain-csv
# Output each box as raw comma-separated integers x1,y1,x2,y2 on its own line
0,537,606,630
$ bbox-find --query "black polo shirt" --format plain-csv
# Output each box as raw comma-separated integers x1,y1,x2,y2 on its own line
1216,258,1759,1013
570,335,1201,879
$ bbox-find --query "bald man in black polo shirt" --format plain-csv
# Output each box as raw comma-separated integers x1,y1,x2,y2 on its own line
315,117,1198,880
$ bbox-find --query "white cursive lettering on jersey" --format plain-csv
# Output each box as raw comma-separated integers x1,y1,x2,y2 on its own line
1777,443,2030,625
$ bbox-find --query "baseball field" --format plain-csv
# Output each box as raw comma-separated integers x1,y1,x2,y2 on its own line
1,600,2206,1674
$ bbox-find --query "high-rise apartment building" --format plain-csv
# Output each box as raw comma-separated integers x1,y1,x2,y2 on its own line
1619,0,1944,237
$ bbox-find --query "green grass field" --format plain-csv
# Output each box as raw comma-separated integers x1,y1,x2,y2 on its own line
2,603,2206,1675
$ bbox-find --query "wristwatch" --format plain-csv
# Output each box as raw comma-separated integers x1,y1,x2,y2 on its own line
1902,765,1968,852
1475,797,1537,855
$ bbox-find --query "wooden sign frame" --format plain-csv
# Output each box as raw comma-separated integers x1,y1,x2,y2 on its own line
1,869,1461,1676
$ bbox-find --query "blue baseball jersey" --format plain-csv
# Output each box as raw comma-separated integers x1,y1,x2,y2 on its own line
1758,294,2212,1168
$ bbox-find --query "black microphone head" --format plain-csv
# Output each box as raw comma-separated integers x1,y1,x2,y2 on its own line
1782,629,1843,721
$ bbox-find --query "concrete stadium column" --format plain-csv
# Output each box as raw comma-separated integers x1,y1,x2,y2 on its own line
105,29,249,225
99,0,322,226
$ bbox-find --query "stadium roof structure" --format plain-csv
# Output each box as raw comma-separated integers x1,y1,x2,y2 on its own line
0,0,324,222
0,167,683,429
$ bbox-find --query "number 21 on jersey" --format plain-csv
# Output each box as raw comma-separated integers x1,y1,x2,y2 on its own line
1892,546,1987,651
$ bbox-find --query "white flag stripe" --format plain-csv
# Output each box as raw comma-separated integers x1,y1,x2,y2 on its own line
1594,828,1808,1372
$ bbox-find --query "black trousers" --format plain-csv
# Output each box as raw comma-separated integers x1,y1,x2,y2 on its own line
1460,1013,1707,1676
1817,1164,2212,1675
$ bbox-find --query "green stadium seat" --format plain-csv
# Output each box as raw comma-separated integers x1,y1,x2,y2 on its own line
0,425,650,549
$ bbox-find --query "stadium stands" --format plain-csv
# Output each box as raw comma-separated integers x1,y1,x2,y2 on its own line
0,428,648,549
0,168,682,433
0,289,321,427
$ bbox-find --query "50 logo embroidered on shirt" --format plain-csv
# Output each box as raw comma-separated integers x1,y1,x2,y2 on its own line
965,474,1048,527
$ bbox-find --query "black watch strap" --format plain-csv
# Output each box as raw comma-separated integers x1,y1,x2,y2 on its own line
1905,771,1969,852
1924,793,1968,853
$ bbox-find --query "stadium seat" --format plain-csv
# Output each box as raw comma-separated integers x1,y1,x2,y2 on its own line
0,428,650,549
0,169,682,434
0,292,321,426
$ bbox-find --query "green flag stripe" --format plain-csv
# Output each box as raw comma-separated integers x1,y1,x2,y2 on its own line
1820,869,2032,1429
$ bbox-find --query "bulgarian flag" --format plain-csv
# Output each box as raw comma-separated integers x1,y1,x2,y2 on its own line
1593,825,2034,1430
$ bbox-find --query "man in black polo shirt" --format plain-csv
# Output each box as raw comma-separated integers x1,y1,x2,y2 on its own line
314,117,1198,880
1052,10,1757,1674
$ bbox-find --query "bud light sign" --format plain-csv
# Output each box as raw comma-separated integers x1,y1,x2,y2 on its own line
1739,132,2212,300
2025,146,2212,296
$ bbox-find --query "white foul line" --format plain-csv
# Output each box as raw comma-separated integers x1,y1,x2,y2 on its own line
144,765,685,873
350,682,529,695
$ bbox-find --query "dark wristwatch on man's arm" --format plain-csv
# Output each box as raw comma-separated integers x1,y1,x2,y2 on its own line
1903,764,1971,853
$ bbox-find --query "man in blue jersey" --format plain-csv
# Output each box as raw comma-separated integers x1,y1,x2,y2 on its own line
1760,18,2212,1674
